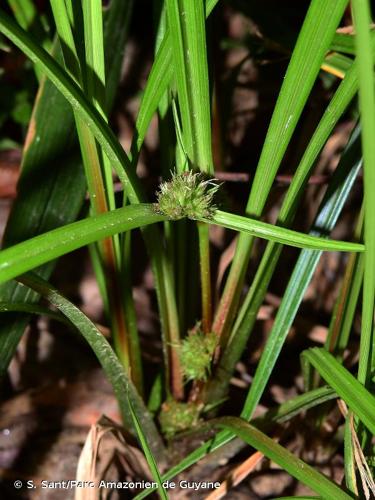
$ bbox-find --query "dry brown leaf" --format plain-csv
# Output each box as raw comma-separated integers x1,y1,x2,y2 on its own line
75,415,152,500
337,400,375,499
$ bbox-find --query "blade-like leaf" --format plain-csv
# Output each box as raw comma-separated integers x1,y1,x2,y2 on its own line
131,0,219,161
0,9,142,202
206,118,362,406
166,0,213,173
17,272,166,463
352,0,375,387
199,210,363,253
166,0,214,335
330,29,375,56
0,302,68,324
0,204,166,285
0,0,133,375
212,0,349,339
128,398,168,500
239,132,362,421
214,417,352,499
325,207,364,357
133,386,339,500
0,6,180,394
303,348,375,435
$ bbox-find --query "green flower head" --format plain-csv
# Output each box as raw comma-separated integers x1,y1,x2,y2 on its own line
155,171,220,220
180,327,217,382
159,400,201,438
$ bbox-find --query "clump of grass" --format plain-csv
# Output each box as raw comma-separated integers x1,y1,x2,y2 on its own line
1,0,374,497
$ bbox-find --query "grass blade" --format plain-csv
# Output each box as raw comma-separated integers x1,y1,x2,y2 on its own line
129,398,168,499
200,210,363,253
303,347,375,435
344,410,358,496
131,0,219,162
352,0,375,387
212,417,352,499
166,0,214,335
0,9,142,202
0,302,68,324
322,52,354,79
238,138,361,420
0,0,133,378
253,386,337,431
165,0,213,172
206,120,362,405
134,386,339,499
330,29,375,56
17,272,166,462
326,206,364,357
0,204,166,285
212,0,349,339
0,8,181,393
246,0,349,214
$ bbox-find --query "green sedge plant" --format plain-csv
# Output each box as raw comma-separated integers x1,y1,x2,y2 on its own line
0,0,374,497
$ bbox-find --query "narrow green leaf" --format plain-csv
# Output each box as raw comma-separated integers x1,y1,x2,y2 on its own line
129,398,168,500
0,0,133,376
238,132,362,421
0,9,142,203
326,206,364,357
0,302,68,324
213,0,349,338
246,0,348,216
0,8,180,393
166,0,213,172
253,386,337,431
0,204,166,285
201,210,363,253
131,0,219,162
352,0,375,386
233,66,359,349
212,417,352,499
50,0,81,81
303,348,375,435
133,386,339,500
7,0,37,30
330,29,375,55
166,0,214,335
17,272,166,463
82,0,105,111
207,120,362,406
322,52,353,78
344,411,358,496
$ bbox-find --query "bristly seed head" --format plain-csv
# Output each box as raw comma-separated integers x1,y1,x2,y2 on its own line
159,399,201,438
180,325,217,382
154,171,220,220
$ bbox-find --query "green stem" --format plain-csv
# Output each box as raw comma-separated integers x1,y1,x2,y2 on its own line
197,222,212,333
352,0,375,387
326,205,364,357
50,0,135,375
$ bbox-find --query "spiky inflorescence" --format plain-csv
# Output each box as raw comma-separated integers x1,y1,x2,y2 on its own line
154,171,220,220
159,400,201,438
180,328,217,382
